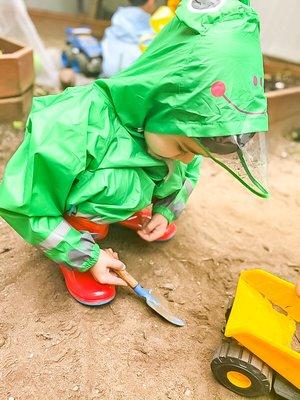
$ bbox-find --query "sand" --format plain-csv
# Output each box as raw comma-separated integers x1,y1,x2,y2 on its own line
0,122,299,400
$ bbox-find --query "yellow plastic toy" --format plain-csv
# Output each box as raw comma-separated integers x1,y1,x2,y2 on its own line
167,0,181,13
150,5,175,33
211,269,300,399
139,1,179,51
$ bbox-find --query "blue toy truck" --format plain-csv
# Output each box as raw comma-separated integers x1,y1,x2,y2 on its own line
61,27,102,76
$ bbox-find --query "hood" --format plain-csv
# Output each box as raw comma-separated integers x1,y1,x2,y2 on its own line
103,6,153,44
97,0,267,138
95,0,269,198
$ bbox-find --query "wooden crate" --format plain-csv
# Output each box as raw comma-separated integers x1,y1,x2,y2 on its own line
0,86,33,122
0,37,34,99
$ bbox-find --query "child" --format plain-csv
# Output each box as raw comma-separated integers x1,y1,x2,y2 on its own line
0,0,269,306
101,0,157,77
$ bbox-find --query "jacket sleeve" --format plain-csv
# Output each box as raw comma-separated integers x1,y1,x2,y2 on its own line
0,211,100,272
152,156,202,223
0,92,101,271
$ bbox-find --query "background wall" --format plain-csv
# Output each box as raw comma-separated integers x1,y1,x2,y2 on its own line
24,0,300,63
24,0,164,15
251,0,300,64
24,0,79,13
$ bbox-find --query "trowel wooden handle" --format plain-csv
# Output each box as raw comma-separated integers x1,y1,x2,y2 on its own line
116,269,139,288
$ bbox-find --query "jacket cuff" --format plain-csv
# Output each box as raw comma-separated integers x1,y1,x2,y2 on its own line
78,244,100,272
152,206,175,224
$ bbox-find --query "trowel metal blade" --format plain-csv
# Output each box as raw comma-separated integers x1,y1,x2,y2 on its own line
144,289,186,327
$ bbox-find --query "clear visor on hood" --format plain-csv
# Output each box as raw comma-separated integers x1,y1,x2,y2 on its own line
195,132,269,198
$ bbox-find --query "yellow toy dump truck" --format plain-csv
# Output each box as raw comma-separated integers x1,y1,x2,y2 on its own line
211,269,300,399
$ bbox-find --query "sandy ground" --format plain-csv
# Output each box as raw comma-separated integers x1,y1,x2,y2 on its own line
0,122,300,400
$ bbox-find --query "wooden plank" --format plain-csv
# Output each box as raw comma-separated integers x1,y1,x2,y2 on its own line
264,55,300,79
28,8,110,45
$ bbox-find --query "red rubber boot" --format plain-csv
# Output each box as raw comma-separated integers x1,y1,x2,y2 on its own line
64,215,109,241
60,215,116,306
60,265,116,306
118,209,177,242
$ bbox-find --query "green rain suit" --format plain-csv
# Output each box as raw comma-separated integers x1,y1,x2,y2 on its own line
0,0,268,271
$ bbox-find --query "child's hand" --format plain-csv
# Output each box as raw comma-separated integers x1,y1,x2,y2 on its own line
137,213,168,242
296,281,300,296
90,248,127,286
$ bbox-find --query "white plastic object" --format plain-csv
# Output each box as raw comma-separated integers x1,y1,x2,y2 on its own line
0,0,59,87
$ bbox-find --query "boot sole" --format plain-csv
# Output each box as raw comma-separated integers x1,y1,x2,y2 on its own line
69,293,116,307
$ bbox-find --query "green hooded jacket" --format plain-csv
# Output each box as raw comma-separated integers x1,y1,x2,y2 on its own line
0,0,267,271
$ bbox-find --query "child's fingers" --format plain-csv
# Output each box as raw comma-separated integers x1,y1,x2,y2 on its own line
108,257,126,271
147,229,164,241
137,230,149,241
105,248,113,257
145,218,159,233
105,248,119,259
137,225,164,242
109,276,128,286
141,216,152,231
296,281,300,296
101,271,127,286
139,219,159,236
141,219,151,234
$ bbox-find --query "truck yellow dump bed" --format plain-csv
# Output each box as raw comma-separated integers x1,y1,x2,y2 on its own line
225,269,300,388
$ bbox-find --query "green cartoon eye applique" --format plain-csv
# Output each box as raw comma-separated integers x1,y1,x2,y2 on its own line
211,78,266,116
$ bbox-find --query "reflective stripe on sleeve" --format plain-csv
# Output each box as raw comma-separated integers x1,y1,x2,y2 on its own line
184,178,194,196
68,232,96,268
39,220,71,251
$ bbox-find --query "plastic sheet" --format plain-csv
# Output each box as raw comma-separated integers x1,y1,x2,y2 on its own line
0,0,59,87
